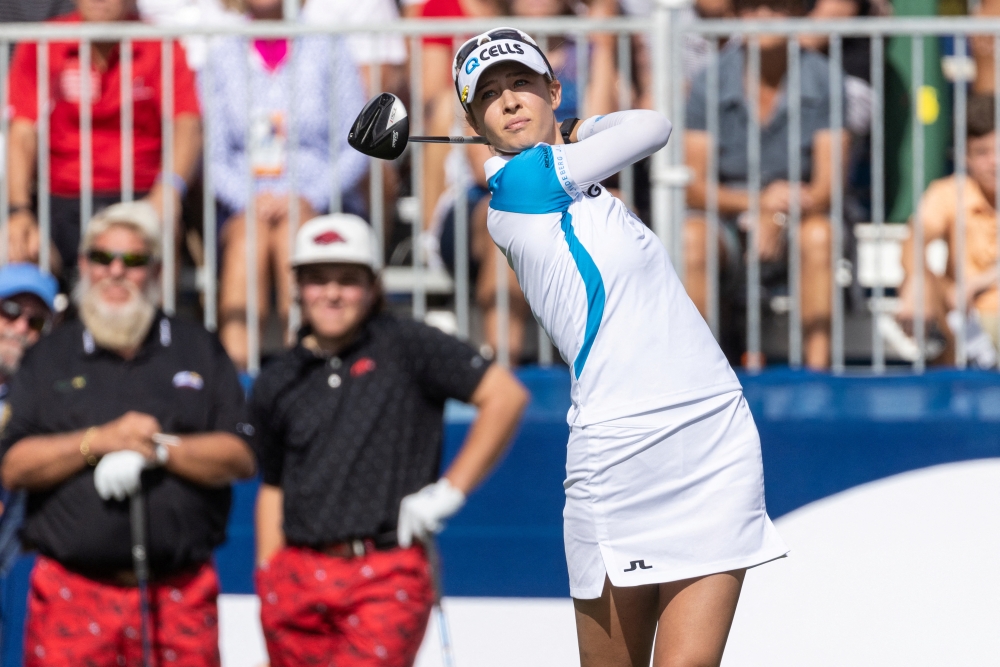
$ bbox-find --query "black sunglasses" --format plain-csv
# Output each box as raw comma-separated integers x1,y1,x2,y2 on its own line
87,249,152,268
0,300,50,333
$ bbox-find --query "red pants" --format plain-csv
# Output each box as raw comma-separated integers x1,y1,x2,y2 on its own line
257,545,434,667
25,556,221,667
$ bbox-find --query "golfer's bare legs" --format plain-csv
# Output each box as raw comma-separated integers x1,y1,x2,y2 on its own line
574,569,745,667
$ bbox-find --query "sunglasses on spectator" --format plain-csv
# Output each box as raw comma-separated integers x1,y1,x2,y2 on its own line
87,249,153,268
0,300,50,333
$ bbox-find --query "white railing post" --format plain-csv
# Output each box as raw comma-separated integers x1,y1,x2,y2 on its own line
652,0,693,272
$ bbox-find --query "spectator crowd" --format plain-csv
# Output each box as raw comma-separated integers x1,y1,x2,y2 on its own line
6,0,997,372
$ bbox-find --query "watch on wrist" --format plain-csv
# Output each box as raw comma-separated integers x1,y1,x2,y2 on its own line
155,443,170,466
560,117,580,144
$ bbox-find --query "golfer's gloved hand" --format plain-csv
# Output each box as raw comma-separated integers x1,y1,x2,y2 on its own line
93,450,150,501
397,478,466,548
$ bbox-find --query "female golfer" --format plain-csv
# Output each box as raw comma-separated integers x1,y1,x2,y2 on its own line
454,28,787,666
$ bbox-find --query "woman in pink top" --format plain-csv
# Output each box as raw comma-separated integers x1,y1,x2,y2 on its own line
204,0,367,368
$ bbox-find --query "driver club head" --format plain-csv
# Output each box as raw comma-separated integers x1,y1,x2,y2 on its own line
348,93,410,160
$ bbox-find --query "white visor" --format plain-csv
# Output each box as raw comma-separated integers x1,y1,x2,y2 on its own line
454,29,553,110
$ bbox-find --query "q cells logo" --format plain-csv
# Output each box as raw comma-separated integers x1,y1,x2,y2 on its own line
313,231,346,245
465,57,480,75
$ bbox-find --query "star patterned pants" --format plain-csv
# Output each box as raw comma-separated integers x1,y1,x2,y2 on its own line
24,555,220,667
257,544,434,667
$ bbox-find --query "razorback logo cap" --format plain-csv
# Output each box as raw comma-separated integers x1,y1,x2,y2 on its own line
291,214,382,271
454,28,554,111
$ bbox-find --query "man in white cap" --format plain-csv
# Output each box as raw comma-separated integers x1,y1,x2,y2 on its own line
251,213,529,666
0,201,255,667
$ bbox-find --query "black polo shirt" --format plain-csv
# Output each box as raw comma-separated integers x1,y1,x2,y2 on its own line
250,313,491,546
0,313,251,577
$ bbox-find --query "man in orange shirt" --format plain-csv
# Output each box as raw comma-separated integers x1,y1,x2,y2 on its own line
899,94,999,366
6,0,202,275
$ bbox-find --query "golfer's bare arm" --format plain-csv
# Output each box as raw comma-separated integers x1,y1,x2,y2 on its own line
2,410,159,490
2,430,96,491
255,483,285,565
442,365,529,495
164,433,256,487
2,429,255,491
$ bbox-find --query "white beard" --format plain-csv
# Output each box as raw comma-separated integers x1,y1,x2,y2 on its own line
74,276,159,353
0,330,30,378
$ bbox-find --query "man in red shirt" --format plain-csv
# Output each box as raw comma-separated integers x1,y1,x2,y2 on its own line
6,0,202,274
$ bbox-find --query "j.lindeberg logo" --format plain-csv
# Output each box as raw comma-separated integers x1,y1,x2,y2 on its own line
623,560,652,572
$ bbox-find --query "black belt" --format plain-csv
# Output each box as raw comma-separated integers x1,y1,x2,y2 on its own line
295,531,400,558
66,562,204,588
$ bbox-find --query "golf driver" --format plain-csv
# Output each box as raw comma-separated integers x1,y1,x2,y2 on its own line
130,487,154,667
348,93,487,161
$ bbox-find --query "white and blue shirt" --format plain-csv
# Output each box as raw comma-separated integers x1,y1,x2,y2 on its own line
484,111,741,426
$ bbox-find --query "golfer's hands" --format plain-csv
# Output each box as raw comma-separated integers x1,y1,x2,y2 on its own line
397,478,466,548
94,451,150,501
92,412,160,459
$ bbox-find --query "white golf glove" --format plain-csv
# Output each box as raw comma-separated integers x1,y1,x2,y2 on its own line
397,478,466,548
93,451,149,501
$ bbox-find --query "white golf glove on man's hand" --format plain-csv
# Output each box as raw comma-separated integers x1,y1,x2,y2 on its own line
93,450,150,501
397,478,466,548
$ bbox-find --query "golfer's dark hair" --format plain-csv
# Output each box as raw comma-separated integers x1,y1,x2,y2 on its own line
733,0,803,14
968,94,996,139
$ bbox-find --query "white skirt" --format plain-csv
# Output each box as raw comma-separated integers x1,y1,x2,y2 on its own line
563,389,788,599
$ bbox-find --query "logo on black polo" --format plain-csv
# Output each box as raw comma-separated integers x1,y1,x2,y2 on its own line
54,376,87,392
173,371,204,390
623,560,653,572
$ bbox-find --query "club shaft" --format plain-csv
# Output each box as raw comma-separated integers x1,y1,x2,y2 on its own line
130,492,153,667
409,136,488,144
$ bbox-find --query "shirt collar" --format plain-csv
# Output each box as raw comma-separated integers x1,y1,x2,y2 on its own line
81,311,170,359
293,314,379,363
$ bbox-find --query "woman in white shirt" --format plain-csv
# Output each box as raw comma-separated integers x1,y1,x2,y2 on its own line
454,27,787,667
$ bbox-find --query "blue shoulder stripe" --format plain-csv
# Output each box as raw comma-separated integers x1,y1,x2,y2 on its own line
487,145,572,214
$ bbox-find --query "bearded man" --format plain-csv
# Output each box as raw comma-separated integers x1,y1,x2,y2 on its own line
0,201,255,667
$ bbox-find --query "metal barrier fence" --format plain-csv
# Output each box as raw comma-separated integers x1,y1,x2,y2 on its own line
1,12,998,375
685,14,1000,374
0,15,658,375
